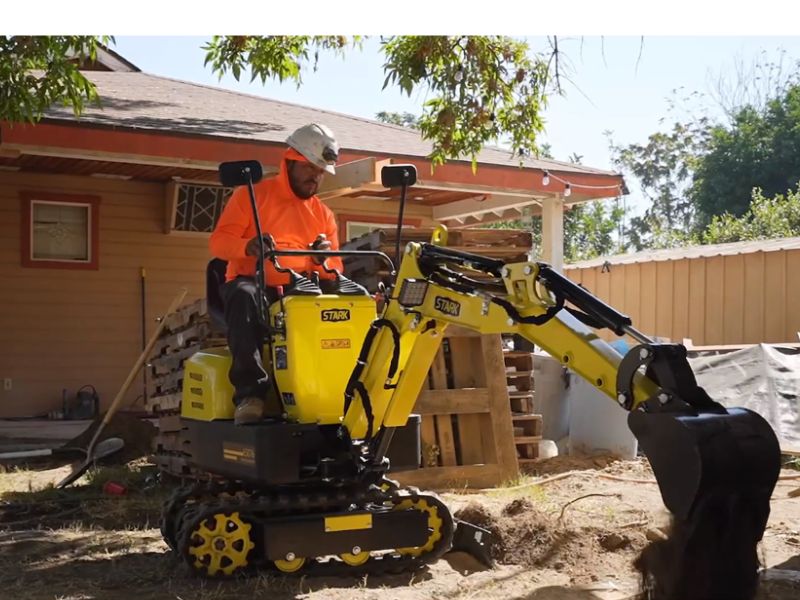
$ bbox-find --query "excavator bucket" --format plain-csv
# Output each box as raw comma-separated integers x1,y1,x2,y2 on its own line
628,406,781,599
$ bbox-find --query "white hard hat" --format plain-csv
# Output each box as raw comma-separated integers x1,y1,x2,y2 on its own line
286,123,339,175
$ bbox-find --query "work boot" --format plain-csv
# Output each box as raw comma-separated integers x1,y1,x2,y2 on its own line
234,397,264,425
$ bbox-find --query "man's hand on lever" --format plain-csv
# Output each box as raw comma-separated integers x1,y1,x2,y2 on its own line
245,234,276,258
310,233,331,265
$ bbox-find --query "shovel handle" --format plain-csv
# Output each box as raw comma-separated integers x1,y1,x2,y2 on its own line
0,448,54,460
87,287,188,454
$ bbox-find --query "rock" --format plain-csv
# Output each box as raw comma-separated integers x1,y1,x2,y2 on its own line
502,498,533,516
646,527,668,542
553,561,566,571
599,532,630,551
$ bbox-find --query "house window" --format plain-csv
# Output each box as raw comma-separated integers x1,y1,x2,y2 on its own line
173,183,233,232
20,192,101,270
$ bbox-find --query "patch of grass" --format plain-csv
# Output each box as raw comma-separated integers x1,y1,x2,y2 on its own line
1,461,172,531
781,454,800,471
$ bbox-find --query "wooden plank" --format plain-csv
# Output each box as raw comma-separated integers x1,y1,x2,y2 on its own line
429,346,457,467
512,414,544,437
158,414,185,433
420,414,438,467
392,464,503,490
414,388,490,415
480,334,519,481
145,393,182,413
449,336,486,466
434,416,458,467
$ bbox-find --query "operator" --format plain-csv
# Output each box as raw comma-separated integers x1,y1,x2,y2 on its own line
209,123,345,425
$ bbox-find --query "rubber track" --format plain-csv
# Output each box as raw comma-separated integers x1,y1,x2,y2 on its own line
166,480,455,578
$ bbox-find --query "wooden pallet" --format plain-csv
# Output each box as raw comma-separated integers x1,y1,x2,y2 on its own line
391,326,519,490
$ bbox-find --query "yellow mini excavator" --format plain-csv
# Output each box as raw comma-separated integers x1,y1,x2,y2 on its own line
160,162,780,599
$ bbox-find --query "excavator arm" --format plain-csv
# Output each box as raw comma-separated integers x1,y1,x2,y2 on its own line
343,238,781,599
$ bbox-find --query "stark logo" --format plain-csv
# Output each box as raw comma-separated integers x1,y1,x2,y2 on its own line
434,296,461,317
321,309,351,322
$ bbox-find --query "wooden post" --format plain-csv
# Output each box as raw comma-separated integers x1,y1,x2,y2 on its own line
480,334,520,482
542,194,564,272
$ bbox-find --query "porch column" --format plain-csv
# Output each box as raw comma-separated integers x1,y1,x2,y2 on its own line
541,194,564,272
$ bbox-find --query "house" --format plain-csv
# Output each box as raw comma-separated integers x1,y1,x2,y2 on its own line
0,50,625,418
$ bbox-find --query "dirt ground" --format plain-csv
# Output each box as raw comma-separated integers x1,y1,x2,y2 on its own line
1,454,799,600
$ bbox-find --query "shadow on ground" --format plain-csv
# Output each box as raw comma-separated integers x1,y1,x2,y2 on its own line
0,529,435,600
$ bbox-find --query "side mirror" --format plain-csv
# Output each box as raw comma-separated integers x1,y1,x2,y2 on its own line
219,160,263,187
381,164,417,189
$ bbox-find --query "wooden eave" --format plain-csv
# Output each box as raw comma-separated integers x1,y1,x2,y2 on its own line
0,120,626,225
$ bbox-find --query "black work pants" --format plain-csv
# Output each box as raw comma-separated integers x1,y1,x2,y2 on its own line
221,276,274,406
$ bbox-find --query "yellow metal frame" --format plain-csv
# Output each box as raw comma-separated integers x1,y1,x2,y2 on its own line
324,513,373,532
343,241,659,440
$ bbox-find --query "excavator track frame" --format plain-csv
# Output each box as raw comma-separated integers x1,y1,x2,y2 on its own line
169,479,455,579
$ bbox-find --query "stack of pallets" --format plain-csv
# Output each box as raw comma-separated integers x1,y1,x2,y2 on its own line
504,349,544,467
145,297,224,478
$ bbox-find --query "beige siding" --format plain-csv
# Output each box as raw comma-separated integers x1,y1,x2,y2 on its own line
0,172,212,417
565,250,800,346
0,172,435,417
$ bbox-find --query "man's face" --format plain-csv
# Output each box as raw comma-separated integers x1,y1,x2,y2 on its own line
287,160,326,199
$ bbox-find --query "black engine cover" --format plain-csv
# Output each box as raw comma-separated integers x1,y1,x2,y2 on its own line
185,419,352,485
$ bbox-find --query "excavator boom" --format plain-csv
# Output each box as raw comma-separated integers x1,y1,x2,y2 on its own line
342,240,781,599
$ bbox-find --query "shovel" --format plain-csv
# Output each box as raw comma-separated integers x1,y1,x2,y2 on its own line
56,287,188,489
0,437,125,462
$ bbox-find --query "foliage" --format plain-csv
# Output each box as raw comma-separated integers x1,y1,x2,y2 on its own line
204,35,563,171
0,36,112,123
691,85,800,225
700,185,800,244
202,35,359,85
375,111,420,129
563,200,626,262
606,119,710,251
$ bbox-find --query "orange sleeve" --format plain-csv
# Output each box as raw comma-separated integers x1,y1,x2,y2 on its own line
209,187,252,260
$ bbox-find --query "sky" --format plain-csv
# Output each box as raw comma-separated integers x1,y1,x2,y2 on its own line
110,34,800,215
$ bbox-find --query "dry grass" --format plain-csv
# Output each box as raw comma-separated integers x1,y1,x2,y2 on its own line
0,460,168,531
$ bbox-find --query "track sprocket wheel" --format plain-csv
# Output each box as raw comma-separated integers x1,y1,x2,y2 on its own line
184,511,255,577
392,496,451,558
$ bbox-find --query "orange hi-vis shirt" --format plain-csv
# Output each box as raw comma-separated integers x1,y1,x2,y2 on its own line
209,151,344,287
